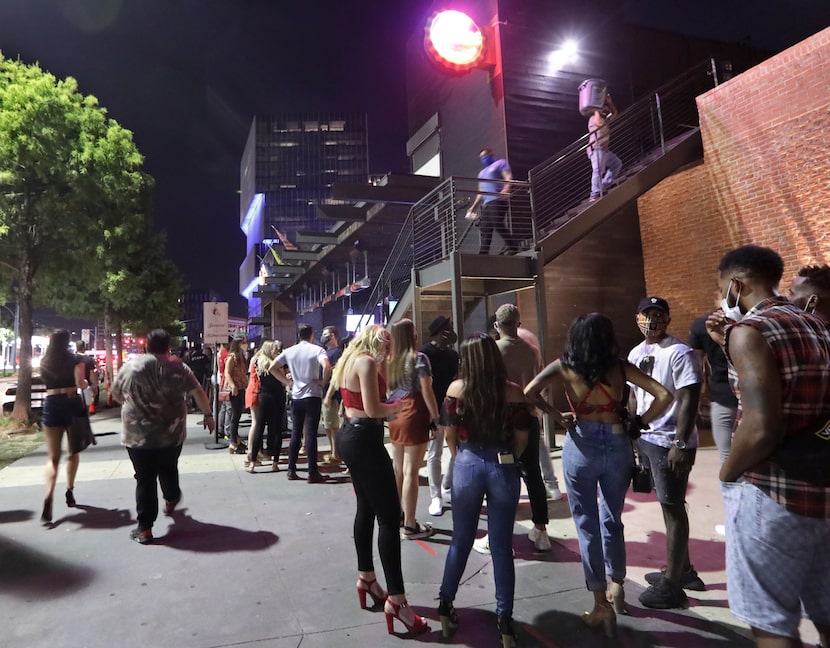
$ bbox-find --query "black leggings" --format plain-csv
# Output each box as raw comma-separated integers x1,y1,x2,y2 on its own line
336,419,404,596
229,391,245,444
249,389,285,461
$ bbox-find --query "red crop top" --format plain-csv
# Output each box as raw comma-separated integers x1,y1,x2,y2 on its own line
341,374,387,411
566,381,620,415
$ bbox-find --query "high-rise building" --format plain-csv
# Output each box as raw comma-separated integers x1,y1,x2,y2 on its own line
238,112,369,338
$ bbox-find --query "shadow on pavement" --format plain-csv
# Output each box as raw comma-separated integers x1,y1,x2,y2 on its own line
154,508,279,553
50,504,134,530
0,509,34,524
0,536,94,599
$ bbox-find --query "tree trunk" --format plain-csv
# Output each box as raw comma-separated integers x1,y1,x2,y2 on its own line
104,310,113,406
11,192,35,422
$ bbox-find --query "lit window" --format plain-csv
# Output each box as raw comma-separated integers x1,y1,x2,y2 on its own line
329,120,346,131
304,121,319,132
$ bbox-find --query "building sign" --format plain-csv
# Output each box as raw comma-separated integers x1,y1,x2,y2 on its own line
424,10,487,72
203,302,229,344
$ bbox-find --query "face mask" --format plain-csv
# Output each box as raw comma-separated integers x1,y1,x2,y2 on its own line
720,279,744,322
636,313,667,338
480,154,495,167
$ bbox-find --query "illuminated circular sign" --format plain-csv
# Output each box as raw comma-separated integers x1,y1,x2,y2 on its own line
424,10,486,72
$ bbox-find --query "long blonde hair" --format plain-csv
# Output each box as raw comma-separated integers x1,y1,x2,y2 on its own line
331,325,390,389
255,340,279,375
387,319,417,390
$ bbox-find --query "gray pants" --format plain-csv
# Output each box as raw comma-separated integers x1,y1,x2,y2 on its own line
427,426,454,499
217,399,233,438
710,401,737,464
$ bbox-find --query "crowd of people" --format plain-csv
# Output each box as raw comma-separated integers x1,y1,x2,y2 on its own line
35,245,829,648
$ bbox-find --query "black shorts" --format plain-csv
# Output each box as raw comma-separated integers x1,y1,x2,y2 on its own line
637,438,696,506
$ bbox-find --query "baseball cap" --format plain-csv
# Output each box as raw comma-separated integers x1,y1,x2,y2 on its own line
428,315,451,337
637,296,670,314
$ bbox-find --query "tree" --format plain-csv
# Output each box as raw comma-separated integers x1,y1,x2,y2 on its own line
0,53,148,421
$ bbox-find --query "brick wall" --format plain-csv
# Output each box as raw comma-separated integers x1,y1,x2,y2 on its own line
637,26,830,337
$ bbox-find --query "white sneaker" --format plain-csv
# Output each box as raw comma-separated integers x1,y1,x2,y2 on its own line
546,486,563,501
472,535,491,555
441,487,452,505
428,497,443,516
529,526,551,551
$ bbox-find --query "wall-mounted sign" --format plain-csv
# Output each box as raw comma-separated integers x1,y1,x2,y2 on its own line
424,10,487,73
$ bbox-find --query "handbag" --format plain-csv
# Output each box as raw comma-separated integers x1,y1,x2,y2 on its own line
68,394,96,454
630,441,653,493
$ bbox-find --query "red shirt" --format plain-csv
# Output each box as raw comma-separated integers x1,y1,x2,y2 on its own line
726,297,830,518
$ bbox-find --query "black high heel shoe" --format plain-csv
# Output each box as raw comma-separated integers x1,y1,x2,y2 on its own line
41,496,53,523
438,599,459,639
65,488,76,507
497,616,517,648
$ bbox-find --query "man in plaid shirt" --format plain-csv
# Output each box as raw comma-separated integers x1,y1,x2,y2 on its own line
707,245,830,648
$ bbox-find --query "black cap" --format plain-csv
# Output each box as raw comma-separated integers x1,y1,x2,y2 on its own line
428,315,451,337
637,296,670,314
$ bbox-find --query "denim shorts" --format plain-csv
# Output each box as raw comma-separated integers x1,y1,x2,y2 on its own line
637,439,696,505
721,480,830,637
41,393,83,428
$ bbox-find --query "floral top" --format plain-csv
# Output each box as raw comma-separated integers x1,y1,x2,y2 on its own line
112,354,199,449
225,352,249,392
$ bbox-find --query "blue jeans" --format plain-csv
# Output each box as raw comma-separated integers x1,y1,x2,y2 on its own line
439,442,521,617
589,148,622,198
562,420,632,591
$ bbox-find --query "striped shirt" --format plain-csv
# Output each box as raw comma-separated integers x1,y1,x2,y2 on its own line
725,297,830,518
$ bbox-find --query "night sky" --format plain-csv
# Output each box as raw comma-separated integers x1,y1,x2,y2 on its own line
1,1,827,318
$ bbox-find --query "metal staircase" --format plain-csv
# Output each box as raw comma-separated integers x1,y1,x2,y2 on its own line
359,59,720,338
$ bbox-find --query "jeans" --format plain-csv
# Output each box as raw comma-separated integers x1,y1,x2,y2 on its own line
126,444,183,532
589,148,622,198
519,418,549,526
439,442,521,617
228,391,245,444
336,419,404,595
217,399,232,438
288,397,322,473
427,427,454,499
562,420,632,591
710,401,737,464
722,481,830,637
478,200,513,254
250,390,284,462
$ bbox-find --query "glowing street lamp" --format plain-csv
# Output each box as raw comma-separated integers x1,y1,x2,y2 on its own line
548,39,578,73
424,9,489,73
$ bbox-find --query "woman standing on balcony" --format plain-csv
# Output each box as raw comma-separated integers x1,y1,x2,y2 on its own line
387,318,441,540
38,329,89,523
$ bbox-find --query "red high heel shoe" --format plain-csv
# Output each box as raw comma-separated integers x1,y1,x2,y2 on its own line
384,598,429,635
356,576,386,609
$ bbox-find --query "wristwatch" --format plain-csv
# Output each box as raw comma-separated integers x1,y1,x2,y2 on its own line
672,438,687,450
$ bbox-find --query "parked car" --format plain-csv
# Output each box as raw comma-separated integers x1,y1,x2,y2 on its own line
2,375,47,413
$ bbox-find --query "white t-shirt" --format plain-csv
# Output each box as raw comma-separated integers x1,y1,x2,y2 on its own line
627,334,702,449
276,341,328,400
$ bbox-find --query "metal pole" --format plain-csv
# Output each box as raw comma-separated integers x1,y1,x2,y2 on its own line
655,92,666,155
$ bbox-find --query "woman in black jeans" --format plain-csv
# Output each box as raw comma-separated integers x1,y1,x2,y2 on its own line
244,340,285,473
330,325,428,636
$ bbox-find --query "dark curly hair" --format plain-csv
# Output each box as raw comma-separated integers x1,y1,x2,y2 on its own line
561,313,620,386
797,264,830,296
718,245,784,286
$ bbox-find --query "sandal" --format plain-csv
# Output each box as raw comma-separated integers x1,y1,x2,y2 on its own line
402,522,435,540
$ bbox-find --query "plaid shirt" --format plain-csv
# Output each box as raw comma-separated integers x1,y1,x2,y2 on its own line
726,297,830,518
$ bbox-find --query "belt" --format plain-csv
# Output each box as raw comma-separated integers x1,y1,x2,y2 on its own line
344,417,384,425
46,387,77,396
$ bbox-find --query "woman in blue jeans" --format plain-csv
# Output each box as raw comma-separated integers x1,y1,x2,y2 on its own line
525,314,672,637
438,334,530,648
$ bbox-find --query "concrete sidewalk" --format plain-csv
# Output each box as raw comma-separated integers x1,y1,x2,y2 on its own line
0,409,816,647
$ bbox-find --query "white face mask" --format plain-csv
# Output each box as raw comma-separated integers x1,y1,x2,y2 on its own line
720,279,744,322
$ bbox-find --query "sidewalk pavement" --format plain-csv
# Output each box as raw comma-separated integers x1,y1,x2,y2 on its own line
0,408,818,648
